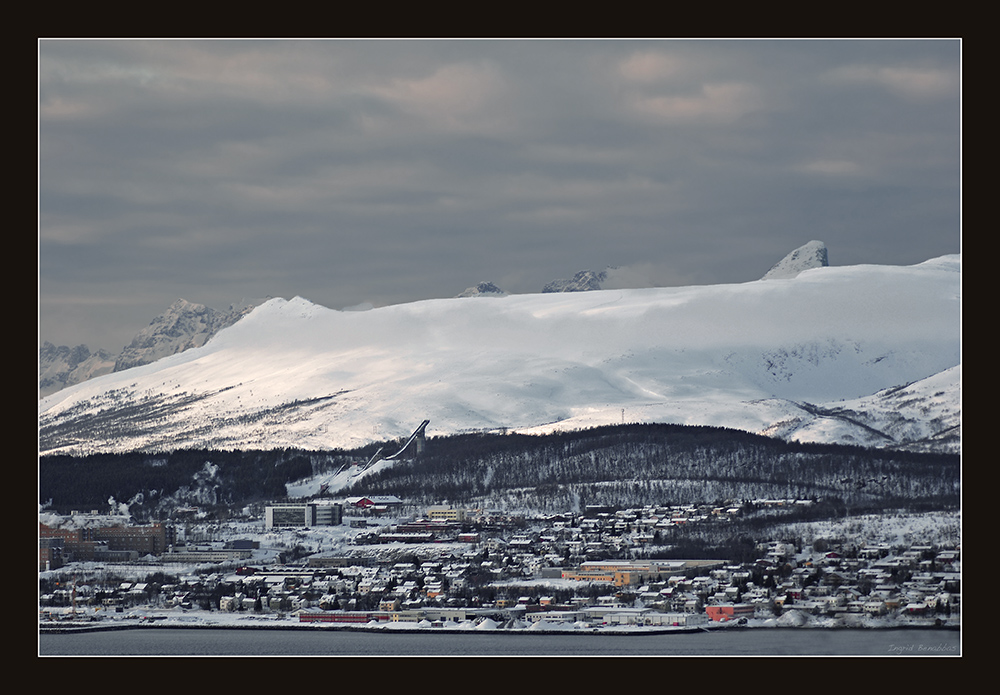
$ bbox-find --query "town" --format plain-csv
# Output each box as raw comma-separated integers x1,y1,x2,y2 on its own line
39,496,961,631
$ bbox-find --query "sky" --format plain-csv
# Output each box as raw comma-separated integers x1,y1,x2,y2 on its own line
38,39,961,354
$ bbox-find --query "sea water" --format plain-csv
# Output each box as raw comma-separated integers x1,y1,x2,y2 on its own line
38,627,960,657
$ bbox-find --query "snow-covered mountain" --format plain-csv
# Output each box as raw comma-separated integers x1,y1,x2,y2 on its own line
38,253,960,457
757,364,961,453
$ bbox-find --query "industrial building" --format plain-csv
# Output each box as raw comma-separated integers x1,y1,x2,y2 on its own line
39,521,174,567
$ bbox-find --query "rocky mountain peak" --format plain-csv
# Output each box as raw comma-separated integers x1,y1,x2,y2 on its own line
456,282,506,298
114,299,258,372
542,269,607,293
761,241,829,280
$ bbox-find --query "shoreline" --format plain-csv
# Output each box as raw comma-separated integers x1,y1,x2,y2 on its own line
39,617,960,636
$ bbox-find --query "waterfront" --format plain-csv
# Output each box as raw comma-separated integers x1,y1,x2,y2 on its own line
38,627,960,657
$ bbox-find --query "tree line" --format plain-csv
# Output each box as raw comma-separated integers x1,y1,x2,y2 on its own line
342,423,959,513
39,448,321,518
39,423,959,520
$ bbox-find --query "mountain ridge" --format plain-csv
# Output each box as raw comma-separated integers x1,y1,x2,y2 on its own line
38,342,116,398
38,253,960,457
36,245,833,397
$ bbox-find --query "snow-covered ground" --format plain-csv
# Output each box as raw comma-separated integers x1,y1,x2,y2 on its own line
775,511,961,550
38,602,953,633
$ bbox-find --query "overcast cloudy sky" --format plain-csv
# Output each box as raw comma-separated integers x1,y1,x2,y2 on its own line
39,39,961,353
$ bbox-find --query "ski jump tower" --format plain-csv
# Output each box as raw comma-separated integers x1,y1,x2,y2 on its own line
412,419,429,456
357,420,430,473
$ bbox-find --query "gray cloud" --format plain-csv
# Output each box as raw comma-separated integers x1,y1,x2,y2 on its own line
39,39,961,352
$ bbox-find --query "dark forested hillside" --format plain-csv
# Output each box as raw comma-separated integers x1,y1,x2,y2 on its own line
342,424,960,514
38,423,960,520
38,448,326,519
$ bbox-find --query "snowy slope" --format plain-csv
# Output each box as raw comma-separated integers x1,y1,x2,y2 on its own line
38,255,960,456
755,364,961,452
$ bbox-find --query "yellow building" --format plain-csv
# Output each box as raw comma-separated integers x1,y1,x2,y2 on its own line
426,505,466,522
562,560,726,587
561,565,641,587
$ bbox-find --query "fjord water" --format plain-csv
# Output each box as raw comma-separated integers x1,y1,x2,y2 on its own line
39,628,960,657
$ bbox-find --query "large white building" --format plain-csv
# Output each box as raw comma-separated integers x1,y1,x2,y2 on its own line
265,502,343,529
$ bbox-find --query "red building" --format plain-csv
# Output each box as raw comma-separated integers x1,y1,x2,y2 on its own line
706,603,755,622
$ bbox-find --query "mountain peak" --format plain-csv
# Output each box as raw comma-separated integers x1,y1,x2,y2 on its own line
456,282,507,298
113,298,259,372
543,269,607,293
761,241,829,280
